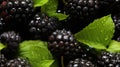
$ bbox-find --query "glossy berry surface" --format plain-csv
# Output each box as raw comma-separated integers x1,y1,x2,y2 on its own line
5,57,31,67
29,13,60,40
98,51,120,67
67,58,96,67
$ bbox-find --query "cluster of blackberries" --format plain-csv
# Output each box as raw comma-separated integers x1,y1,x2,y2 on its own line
66,50,120,67
0,0,120,67
0,0,60,40
0,0,61,66
48,0,120,66
59,0,120,34
47,29,120,67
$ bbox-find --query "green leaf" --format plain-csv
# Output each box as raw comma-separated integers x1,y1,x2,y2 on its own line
19,40,58,67
48,13,69,20
41,0,58,13
33,0,49,7
107,40,120,52
75,15,115,49
0,43,5,51
41,0,68,20
40,60,54,67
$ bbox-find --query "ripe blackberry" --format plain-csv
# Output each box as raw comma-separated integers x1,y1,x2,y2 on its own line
67,58,96,67
5,57,31,67
48,29,81,58
97,51,120,67
0,31,21,44
64,0,100,20
0,0,35,39
0,52,7,67
0,0,34,22
63,0,101,34
0,31,21,59
29,13,60,40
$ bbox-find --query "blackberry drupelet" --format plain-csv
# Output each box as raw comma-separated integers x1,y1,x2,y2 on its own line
64,0,100,20
5,57,31,67
97,51,120,67
0,17,5,33
0,31,21,59
67,58,96,67
57,0,65,13
29,13,60,40
0,52,7,67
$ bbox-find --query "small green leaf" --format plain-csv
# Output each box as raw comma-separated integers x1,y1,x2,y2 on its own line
33,0,49,7
0,43,5,51
75,15,115,49
107,40,120,52
41,0,58,13
41,0,68,20
19,40,58,67
40,60,54,67
48,13,69,20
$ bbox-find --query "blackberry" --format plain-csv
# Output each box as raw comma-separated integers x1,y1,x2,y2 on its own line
0,31,21,59
0,0,34,22
29,13,60,40
0,52,7,67
0,0,35,39
67,58,96,67
97,51,120,67
5,57,31,67
64,0,100,20
48,29,81,58
63,0,101,34
0,31,21,44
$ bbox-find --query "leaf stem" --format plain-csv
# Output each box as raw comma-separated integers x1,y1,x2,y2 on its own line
61,56,65,67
